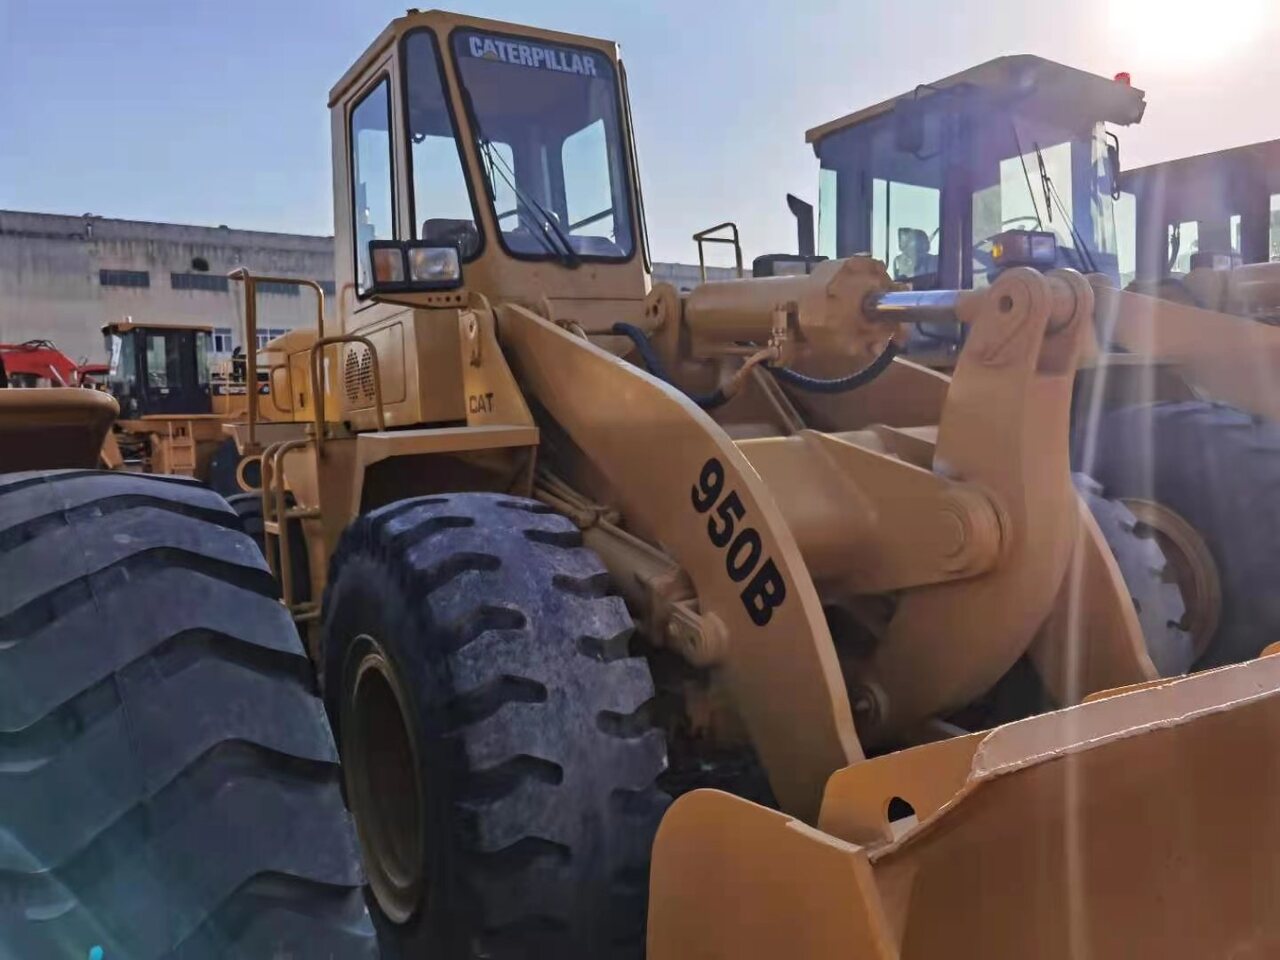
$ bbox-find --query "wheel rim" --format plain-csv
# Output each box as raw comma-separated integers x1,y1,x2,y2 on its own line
235,453,262,493
1121,498,1222,664
342,637,425,923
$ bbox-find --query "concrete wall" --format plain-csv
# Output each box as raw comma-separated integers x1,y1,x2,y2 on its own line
653,260,740,292
0,210,336,363
0,208,738,363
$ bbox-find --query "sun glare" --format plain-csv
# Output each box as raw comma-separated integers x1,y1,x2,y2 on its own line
1110,0,1265,67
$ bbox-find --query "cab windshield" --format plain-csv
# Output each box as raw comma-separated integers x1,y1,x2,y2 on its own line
815,90,1122,289
450,28,635,263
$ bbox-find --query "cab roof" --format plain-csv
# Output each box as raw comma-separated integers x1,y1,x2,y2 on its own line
329,8,622,108
805,54,1146,147
1121,137,1280,191
101,320,215,334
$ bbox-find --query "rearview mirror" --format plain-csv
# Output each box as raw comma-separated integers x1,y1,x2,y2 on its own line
893,98,926,155
786,194,815,258
367,240,463,295
1106,132,1122,201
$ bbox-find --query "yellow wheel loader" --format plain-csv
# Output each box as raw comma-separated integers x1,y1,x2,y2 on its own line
220,11,1280,958
1121,137,1280,305
802,55,1280,676
100,317,307,497
0,383,377,954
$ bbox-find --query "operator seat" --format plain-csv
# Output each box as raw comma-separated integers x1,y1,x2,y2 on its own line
423,219,480,257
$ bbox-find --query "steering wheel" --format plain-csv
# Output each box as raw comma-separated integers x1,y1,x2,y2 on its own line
568,207,613,233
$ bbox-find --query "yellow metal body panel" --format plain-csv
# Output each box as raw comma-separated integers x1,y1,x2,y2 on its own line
0,387,118,470
859,269,1095,738
737,430,1001,595
1093,280,1280,421
648,791,897,960
498,298,863,820
354,424,537,469
651,653,1280,958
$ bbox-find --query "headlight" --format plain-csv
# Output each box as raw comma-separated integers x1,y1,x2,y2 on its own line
371,245,406,284
991,230,1058,271
407,245,460,284
366,240,464,295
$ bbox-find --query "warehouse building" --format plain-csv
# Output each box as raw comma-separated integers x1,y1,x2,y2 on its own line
0,210,335,364
0,209,735,365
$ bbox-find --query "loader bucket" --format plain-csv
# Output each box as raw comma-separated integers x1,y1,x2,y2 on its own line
0,387,118,470
649,651,1280,959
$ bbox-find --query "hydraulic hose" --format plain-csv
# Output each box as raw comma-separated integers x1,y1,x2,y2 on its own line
613,323,899,403
768,341,900,394
611,322,729,409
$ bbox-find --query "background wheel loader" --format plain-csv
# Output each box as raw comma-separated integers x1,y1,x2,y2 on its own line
100,317,310,497
801,54,1280,676
0,373,377,954
1121,136,1280,306
232,11,1280,957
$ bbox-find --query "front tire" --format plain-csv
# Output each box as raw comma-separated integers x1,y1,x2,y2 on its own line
1083,401,1280,667
0,470,376,958
1075,474,1191,676
322,493,669,959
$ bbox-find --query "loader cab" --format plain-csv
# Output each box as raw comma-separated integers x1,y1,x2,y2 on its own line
327,10,652,429
1120,138,1280,286
332,11,649,321
102,321,213,419
806,56,1146,291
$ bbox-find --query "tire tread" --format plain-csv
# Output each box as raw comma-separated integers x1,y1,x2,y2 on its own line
324,492,668,958
0,471,376,959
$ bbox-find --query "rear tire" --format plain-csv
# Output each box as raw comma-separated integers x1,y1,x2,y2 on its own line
322,493,669,959
1082,401,1280,666
0,469,377,959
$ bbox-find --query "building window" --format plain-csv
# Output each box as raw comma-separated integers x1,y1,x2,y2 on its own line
171,272,230,292
257,280,301,297
256,327,291,349
212,327,235,354
99,269,150,288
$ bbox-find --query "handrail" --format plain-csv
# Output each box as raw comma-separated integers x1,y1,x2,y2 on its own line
258,438,283,579
308,334,386,457
264,437,316,613
692,222,744,283
227,268,326,450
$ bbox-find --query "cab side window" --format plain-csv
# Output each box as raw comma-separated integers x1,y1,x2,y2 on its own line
350,77,396,296
403,30,481,258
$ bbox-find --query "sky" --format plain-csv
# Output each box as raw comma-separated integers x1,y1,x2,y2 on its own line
2,0,1278,265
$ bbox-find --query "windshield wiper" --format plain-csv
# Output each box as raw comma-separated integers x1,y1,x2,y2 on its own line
1010,122,1044,231
479,139,581,269
1008,119,1097,271
1032,142,1098,274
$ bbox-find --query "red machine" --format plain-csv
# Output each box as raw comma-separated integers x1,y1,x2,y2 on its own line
0,340,102,387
